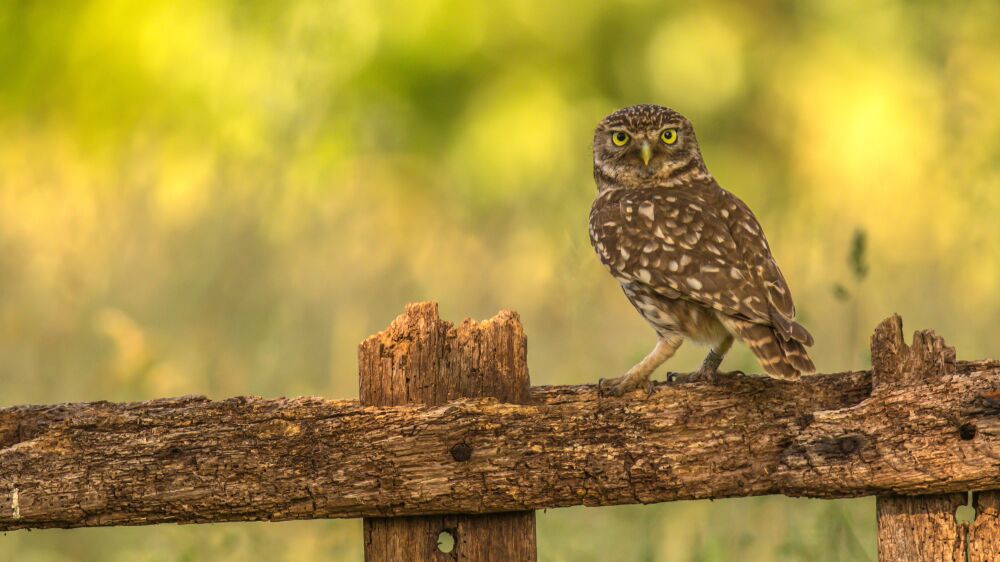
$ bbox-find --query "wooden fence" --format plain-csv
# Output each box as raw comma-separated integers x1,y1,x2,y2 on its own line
3,301,1000,560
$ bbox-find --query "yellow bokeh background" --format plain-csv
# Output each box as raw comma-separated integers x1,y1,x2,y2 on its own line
2,1,998,560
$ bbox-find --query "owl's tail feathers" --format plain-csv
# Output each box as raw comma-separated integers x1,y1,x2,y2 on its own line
770,313,815,346
786,321,815,347
723,319,816,380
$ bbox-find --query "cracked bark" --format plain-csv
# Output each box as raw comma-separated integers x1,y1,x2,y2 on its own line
2,306,1000,557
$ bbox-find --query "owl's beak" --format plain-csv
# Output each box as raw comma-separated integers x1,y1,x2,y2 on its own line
640,141,652,167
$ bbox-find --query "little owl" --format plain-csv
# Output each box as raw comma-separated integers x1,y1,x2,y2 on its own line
590,104,815,396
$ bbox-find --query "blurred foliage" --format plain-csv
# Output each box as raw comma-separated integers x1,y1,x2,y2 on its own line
1,0,999,560
849,229,869,282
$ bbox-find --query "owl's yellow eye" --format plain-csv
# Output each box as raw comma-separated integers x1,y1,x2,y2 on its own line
660,128,679,145
611,131,630,146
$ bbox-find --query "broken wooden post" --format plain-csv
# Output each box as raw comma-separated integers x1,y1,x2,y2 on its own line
871,316,965,562
358,302,537,562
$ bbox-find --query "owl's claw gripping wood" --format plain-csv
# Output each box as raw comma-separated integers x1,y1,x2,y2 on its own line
598,373,653,397
667,368,744,384
668,368,717,384
599,336,682,397
676,337,735,384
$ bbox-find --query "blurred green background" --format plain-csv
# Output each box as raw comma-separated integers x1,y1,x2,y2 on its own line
1,0,998,560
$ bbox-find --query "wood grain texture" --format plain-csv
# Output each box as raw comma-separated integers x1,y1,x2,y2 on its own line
872,315,985,561
2,312,1000,532
969,491,1000,562
876,494,965,562
359,302,536,562
364,513,536,562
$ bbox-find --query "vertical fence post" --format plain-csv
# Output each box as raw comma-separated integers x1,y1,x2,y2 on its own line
358,302,537,562
968,491,1000,561
871,316,965,561
876,494,965,561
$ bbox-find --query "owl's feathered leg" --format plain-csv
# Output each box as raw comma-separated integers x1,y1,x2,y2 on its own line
665,334,738,384
599,335,683,397
689,334,734,383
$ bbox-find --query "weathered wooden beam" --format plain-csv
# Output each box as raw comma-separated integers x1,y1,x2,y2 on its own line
1,310,999,532
359,303,536,561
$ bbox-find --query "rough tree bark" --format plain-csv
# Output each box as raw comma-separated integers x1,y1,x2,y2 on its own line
359,302,536,561
1,309,999,533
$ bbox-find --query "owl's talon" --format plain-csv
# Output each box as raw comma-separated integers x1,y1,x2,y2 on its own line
691,369,747,383
690,367,719,384
598,376,626,397
670,368,727,384
598,374,652,397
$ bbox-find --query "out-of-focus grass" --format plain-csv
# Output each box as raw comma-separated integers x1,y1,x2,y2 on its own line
539,497,875,562
1,0,998,560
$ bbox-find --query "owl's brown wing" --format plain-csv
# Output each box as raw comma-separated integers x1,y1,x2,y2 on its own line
589,184,812,346
716,188,813,345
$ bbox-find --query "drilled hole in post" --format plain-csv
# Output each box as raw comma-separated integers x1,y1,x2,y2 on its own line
450,442,472,462
437,530,456,553
959,423,977,441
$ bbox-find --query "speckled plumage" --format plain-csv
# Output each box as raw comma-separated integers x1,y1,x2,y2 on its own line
590,104,814,395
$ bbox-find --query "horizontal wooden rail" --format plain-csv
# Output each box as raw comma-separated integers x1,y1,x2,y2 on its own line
2,313,999,532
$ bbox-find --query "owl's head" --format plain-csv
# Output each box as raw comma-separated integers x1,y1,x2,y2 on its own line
593,104,708,191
